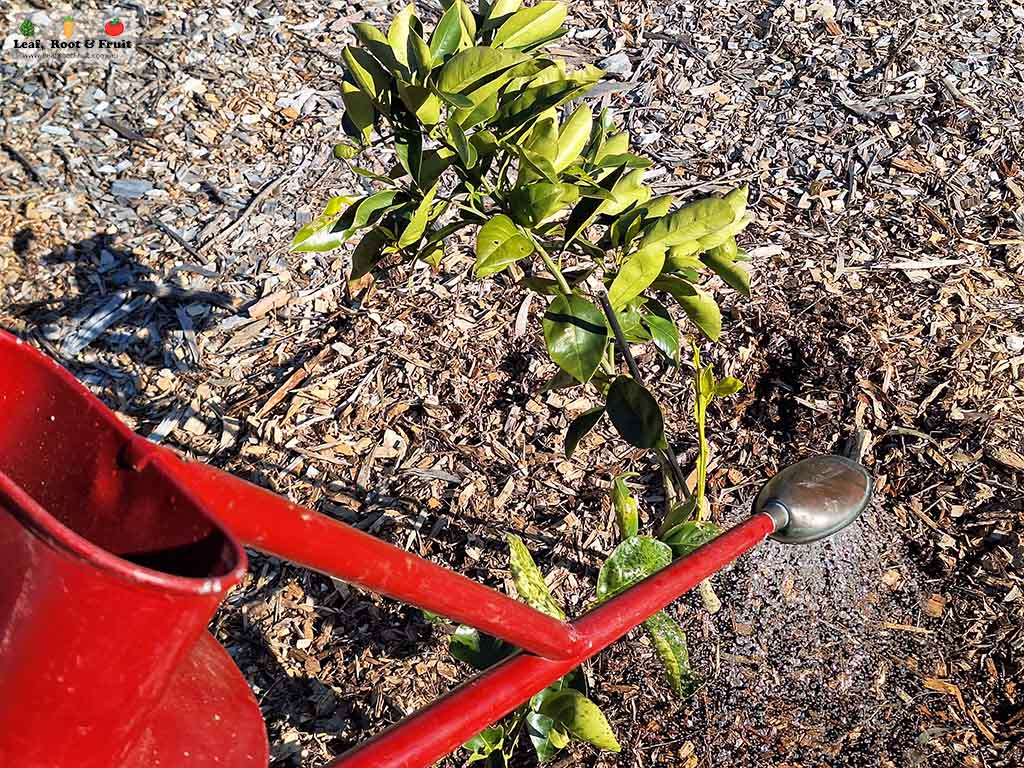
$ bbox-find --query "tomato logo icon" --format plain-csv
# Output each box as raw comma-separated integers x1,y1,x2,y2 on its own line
104,17,124,36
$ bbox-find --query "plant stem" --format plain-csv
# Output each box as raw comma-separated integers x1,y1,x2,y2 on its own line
595,289,690,500
532,239,573,296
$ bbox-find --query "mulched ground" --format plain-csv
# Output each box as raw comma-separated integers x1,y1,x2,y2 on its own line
2,1,1022,767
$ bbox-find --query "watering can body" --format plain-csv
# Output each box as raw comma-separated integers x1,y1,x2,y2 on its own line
0,334,267,768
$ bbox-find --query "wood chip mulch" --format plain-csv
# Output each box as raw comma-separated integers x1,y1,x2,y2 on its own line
1,1,1021,767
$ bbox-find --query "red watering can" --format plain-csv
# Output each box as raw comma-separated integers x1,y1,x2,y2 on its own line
0,329,872,768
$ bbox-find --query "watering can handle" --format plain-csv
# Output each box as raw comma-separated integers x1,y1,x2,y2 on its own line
128,438,589,661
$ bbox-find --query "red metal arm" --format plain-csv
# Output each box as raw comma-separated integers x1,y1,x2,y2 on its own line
331,512,776,768
146,448,587,661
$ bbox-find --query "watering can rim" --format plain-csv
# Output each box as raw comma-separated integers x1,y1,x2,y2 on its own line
0,330,248,597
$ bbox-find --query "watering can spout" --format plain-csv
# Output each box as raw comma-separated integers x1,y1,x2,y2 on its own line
754,455,874,544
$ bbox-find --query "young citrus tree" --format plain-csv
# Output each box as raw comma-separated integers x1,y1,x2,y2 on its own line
293,0,754,761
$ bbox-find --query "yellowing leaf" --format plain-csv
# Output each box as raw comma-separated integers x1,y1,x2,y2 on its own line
474,214,534,277
507,534,565,620
539,690,620,752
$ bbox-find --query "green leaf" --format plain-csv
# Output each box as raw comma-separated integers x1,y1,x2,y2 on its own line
433,87,474,108
564,406,604,458
350,228,389,279
395,130,423,183
342,46,391,103
520,267,592,295
539,689,620,752
553,103,592,171
353,22,407,78
485,0,523,26
438,46,527,93
661,520,722,558
448,121,478,168
596,535,672,601
715,376,743,397
605,376,665,449
563,166,626,245
702,238,751,296
397,183,439,248
397,83,441,125
526,712,565,763
612,474,639,539
333,140,361,159
642,611,698,696
474,214,534,277
640,195,737,250
600,168,651,216
492,1,567,49
653,276,722,341
607,243,666,310
643,300,680,364
387,5,417,68
542,294,608,384
408,30,434,80
291,195,357,252
464,725,505,763
509,182,573,227
507,534,565,620
340,82,375,143
449,625,512,669
430,1,465,62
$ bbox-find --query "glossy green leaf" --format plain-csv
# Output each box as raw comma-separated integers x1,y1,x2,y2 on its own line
596,535,672,601
525,712,564,763
661,520,723,558
507,534,565,620
553,103,592,171
640,299,679,363
464,724,505,764
438,46,527,93
612,473,639,539
350,227,389,279
397,183,438,248
395,130,423,183
509,182,573,227
607,243,666,310
398,83,441,125
342,46,391,103
601,168,651,216
653,276,722,341
542,294,608,384
539,689,620,752
430,1,465,62
291,195,357,252
606,376,665,449
474,214,534,277
642,610,698,696
492,1,566,48
387,5,417,67
564,406,604,458
408,30,434,80
640,195,737,250
340,82,375,142
447,121,478,168
353,22,407,78
702,238,751,296
563,166,626,245
485,0,523,25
